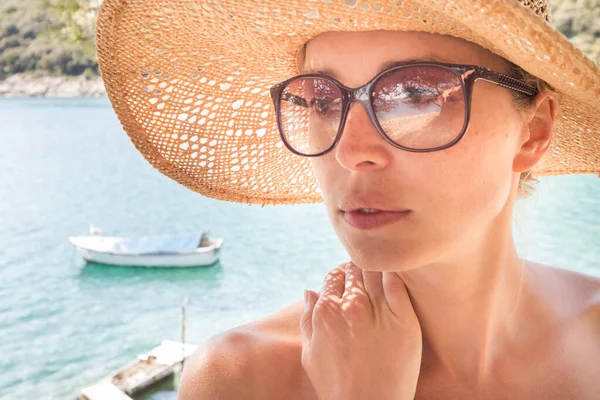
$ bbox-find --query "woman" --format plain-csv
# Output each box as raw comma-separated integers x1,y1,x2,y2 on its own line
95,0,600,398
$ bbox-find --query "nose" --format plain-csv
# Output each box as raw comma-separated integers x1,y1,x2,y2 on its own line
333,101,392,172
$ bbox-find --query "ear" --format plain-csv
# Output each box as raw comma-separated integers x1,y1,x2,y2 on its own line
512,91,557,173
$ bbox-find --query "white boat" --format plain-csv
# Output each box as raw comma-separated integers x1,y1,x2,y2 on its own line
68,231,223,268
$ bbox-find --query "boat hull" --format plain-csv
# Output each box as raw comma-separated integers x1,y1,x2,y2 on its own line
72,240,223,268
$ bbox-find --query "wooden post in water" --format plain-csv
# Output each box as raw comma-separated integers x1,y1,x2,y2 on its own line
181,297,189,369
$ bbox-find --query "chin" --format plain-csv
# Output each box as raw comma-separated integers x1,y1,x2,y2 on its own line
340,235,433,272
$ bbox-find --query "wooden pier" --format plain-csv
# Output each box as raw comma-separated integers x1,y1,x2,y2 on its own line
78,340,197,400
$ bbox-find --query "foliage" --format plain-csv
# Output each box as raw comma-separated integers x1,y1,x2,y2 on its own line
553,0,600,64
0,0,598,80
0,0,99,79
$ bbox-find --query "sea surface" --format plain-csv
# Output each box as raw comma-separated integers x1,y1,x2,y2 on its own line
0,98,598,399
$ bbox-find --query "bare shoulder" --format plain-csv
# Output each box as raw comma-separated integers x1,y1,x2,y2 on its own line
526,261,600,391
526,260,600,327
178,299,316,400
526,261,600,300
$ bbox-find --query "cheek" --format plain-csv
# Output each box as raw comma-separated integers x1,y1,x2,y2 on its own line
420,104,522,221
310,156,340,205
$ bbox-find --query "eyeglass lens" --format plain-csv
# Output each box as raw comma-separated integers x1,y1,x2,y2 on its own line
278,65,467,156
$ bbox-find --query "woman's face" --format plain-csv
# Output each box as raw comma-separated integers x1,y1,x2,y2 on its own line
303,31,538,272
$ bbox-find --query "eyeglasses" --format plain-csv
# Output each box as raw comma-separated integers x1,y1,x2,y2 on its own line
270,62,537,157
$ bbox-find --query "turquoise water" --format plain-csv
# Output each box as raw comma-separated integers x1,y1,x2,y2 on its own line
0,98,598,399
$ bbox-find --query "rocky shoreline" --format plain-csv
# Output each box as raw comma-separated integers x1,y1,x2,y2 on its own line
0,74,106,98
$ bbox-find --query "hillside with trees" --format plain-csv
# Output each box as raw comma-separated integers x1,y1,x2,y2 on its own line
0,0,598,81
0,0,99,79
553,0,600,64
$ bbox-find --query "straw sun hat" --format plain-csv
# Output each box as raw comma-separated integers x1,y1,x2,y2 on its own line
96,0,600,205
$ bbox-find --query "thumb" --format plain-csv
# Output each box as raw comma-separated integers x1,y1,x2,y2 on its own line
300,289,318,346
382,272,413,317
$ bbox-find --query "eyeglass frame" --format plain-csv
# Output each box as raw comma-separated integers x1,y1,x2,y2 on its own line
269,62,538,157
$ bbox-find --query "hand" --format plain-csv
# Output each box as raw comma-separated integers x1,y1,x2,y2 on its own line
300,262,422,400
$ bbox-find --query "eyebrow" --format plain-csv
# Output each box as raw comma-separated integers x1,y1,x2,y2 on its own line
302,54,453,79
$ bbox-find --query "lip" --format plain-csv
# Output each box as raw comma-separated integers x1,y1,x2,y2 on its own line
339,196,408,214
342,209,411,230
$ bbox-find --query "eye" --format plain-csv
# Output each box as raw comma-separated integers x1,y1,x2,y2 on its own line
310,97,340,115
404,85,439,104
314,98,329,113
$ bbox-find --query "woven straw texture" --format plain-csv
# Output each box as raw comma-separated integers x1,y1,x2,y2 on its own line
96,0,600,205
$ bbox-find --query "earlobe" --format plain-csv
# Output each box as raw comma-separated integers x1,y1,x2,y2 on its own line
512,92,557,173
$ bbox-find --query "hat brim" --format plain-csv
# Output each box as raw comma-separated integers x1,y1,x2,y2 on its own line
96,0,600,205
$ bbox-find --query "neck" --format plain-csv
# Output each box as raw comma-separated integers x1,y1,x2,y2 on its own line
398,216,529,382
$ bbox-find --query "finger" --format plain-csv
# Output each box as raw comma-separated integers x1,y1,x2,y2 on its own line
341,261,367,299
320,265,346,302
300,289,319,346
362,269,385,307
382,272,412,317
